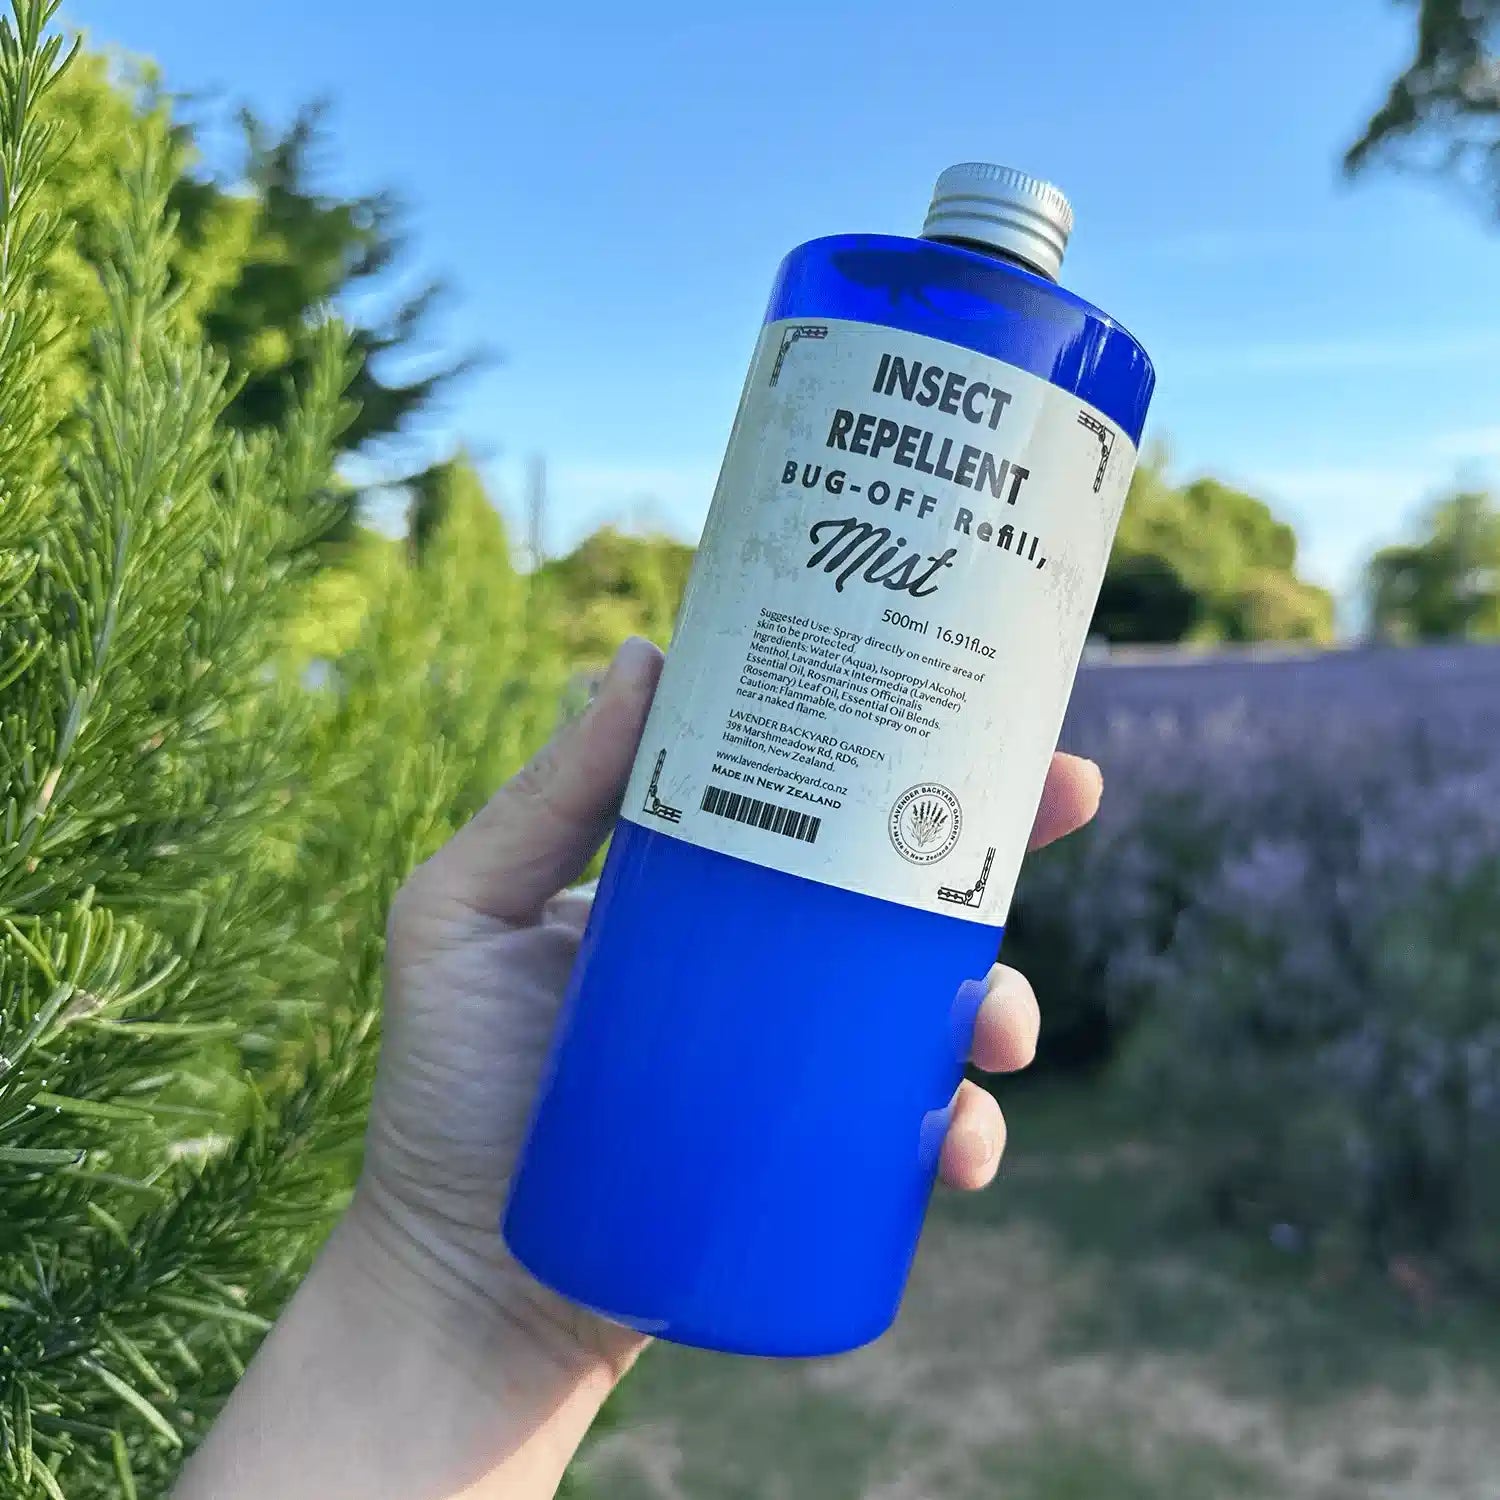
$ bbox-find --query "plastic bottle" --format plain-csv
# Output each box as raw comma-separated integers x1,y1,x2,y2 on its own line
504,163,1155,1356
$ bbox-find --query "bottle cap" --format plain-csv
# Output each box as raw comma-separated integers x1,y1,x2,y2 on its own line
920,162,1074,280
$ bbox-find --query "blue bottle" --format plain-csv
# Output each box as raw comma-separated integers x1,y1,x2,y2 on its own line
504,164,1155,1356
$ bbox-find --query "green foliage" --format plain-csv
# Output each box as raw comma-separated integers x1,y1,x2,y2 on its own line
30,42,454,511
191,103,464,468
0,9,401,1490
28,52,253,433
0,0,74,555
1347,0,1500,217
0,11,578,1485
308,453,570,853
538,525,695,665
1367,489,1500,639
279,526,404,667
1093,458,1334,643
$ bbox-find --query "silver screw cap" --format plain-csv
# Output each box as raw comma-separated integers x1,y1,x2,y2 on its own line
920,162,1075,280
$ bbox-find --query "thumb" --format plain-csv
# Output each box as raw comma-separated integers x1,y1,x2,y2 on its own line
419,636,664,926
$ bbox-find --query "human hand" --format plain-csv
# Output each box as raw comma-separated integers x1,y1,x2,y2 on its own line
347,634,1104,1384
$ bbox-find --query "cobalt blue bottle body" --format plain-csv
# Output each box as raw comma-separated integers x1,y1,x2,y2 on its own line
504,168,1155,1356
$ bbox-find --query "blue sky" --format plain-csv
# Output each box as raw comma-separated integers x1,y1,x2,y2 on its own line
75,1,1500,604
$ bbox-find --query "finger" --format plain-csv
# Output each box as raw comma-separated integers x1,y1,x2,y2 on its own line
543,883,598,937
939,1079,1007,1191
422,637,664,925
970,965,1040,1074
1028,751,1103,851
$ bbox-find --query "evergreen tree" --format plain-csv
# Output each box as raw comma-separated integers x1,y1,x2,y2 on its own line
309,453,571,832
0,11,610,1492
32,42,458,506
27,50,257,434
0,7,388,1491
191,102,465,469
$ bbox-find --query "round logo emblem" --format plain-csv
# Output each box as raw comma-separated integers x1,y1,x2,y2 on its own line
888,783,962,865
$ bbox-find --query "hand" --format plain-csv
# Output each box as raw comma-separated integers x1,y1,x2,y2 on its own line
348,635,1104,1380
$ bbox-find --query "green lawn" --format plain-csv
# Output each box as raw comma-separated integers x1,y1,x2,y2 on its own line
581,1085,1500,1500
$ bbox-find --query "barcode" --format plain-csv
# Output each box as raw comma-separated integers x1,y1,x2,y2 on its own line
700,783,821,844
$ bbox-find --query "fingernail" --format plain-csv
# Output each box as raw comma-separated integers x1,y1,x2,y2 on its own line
957,1126,996,1171
1084,758,1104,794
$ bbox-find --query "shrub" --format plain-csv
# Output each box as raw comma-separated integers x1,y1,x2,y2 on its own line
1010,646,1500,1278
0,10,571,1490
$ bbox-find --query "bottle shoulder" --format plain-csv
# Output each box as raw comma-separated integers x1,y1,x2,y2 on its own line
765,233,1155,442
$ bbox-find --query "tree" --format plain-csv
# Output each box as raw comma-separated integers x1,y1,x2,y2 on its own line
189,102,465,466
407,450,503,560
1346,0,1500,215
0,10,416,1491
304,456,570,866
539,526,696,664
1367,489,1500,638
1349,10,1500,638
0,11,582,1490
26,51,257,431
1092,553,1202,644
34,45,458,504
1093,459,1335,643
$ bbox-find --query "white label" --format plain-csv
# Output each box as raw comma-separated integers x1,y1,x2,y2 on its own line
621,317,1136,924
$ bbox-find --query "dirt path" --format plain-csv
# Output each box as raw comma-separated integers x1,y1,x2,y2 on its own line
583,1211,1500,1500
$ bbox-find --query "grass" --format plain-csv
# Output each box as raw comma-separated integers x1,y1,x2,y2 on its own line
986,1426,1273,1500
580,1082,1500,1500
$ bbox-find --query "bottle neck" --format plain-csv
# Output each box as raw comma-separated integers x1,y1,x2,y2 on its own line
924,233,1057,281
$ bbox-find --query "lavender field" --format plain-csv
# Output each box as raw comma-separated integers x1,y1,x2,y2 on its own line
1015,641,1500,1279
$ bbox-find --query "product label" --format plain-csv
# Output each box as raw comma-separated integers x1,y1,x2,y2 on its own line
621,316,1136,924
